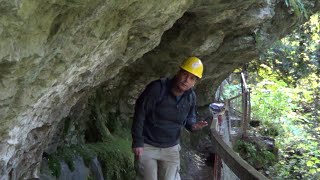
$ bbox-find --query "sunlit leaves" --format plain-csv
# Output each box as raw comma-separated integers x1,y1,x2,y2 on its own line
251,79,293,123
252,13,320,86
250,76,320,179
247,12,320,179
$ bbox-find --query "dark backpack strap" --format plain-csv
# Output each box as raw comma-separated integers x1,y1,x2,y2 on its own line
182,89,196,126
150,77,168,126
157,77,169,105
189,89,195,105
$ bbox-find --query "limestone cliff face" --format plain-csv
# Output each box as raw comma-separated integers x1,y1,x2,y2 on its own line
0,0,319,178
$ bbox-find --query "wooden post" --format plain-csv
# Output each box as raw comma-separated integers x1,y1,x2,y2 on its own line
241,72,248,138
225,99,232,143
248,88,251,129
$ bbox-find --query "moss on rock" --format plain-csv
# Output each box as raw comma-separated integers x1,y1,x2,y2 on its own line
47,144,96,177
46,135,134,179
87,136,135,180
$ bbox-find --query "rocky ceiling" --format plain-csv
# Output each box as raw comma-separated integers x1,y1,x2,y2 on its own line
0,0,319,179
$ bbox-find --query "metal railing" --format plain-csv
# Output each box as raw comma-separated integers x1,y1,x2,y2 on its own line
209,71,268,180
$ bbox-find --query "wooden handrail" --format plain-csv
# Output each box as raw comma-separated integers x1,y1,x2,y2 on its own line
210,129,269,180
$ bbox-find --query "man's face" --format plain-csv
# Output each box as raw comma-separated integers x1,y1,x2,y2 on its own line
175,69,198,92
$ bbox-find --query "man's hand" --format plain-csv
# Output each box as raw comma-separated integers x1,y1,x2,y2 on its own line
192,120,208,131
132,147,144,158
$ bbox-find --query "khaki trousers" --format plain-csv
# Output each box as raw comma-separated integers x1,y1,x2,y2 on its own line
135,144,181,180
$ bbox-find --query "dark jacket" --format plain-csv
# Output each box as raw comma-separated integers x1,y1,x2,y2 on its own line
131,77,197,148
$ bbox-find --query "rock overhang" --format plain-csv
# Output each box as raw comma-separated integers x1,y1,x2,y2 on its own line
0,0,319,178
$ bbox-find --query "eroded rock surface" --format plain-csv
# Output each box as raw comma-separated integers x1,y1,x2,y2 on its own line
0,0,319,179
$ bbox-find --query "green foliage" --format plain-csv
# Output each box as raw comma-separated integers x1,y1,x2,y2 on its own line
257,121,280,137
47,154,61,177
248,68,320,178
247,13,320,179
47,136,135,179
233,139,276,166
217,76,242,112
86,91,134,179
106,110,122,135
268,139,320,179
87,137,135,180
222,83,241,100
250,79,293,124
47,144,96,177
250,13,320,86
89,90,129,142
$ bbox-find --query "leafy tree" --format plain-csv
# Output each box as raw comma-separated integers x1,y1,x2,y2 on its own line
247,13,320,179
251,13,319,86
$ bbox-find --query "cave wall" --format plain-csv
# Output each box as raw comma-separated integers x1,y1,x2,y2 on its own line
0,0,319,179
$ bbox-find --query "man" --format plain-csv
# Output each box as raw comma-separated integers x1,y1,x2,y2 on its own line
131,57,208,180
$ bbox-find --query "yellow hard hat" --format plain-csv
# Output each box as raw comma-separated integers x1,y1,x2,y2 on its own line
180,57,203,78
